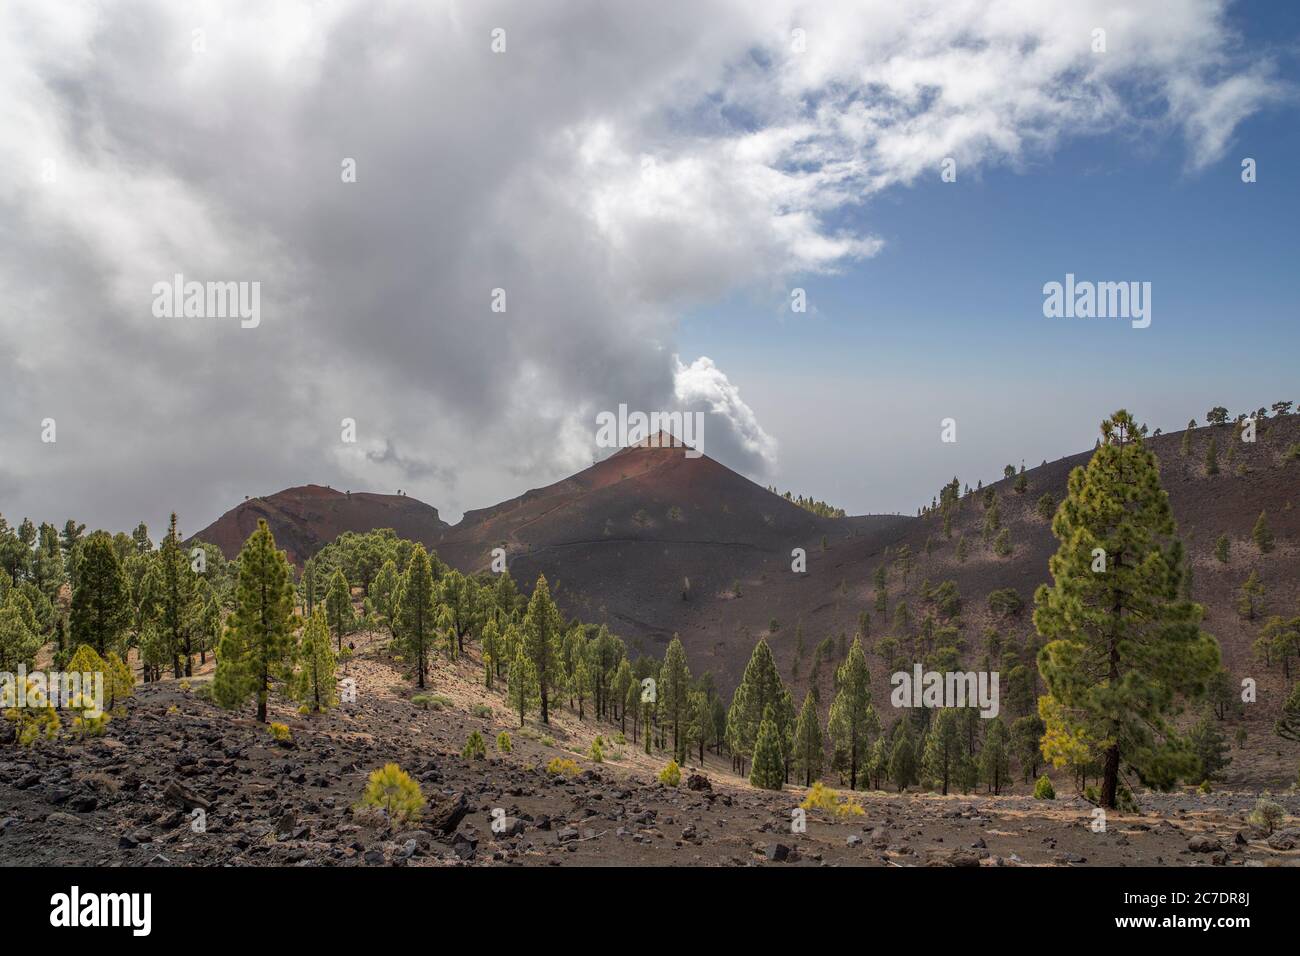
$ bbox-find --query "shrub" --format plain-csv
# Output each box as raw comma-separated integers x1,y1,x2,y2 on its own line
462,730,487,759
496,731,512,753
546,757,580,777
412,694,451,711
987,588,1024,618
1033,775,1056,800
3,677,62,746
540,735,556,748
268,722,292,743
359,763,425,824
658,759,681,787
1248,797,1285,834
834,794,865,818
800,781,838,812
179,679,191,692
470,703,493,718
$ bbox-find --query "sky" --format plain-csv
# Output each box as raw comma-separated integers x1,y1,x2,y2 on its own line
1,0,1296,535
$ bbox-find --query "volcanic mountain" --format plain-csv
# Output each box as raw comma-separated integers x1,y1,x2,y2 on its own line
436,433,912,673
190,484,449,567
192,417,1300,782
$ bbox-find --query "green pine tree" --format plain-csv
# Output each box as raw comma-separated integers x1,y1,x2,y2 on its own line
921,707,963,794
293,607,338,713
1035,410,1220,808
523,574,564,723
749,706,785,790
889,722,917,792
792,691,824,787
325,569,353,652
725,638,788,776
213,520,296,723
660,635,692,763
507,644,538,727
978,717,1011,794
68,532,129,656
1253,511,1275,553
395,545,437,687
827,637,877,789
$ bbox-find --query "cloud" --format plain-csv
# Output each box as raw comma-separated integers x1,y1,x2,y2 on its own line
674,356,778,474
0,0,1277,530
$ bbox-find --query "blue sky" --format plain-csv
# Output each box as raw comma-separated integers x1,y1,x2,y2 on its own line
680,14,1299,515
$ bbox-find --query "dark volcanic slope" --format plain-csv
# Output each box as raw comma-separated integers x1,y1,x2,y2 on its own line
191,484,449,566
436,435,915,679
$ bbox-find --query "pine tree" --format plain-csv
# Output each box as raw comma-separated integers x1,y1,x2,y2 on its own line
1253,511,1275,553
725,638,787,775
507,644,538,727
1236,570,1264,621
1187,710,1231,783
371,559,400,633
293,607,337,713
1214,534,1230,563
104,650,135,710
213,520,296,723
68,532,129,656
1011,714,1045,782
1035,410,1220,808
1275,682,1300,742
395,546,437,687
921,708,963,794
325,569,353,653
979,717,1011,794
612,659,633,733
660,635,692,762
300,558,319,615
749,706,785,790
889,722,917,792
0,594,41,672
827,637,877,789
686,689,712,764
481,618,500,688
523,574,563,723
158,513,195,678
793,691,824,786
1205,435,1219,475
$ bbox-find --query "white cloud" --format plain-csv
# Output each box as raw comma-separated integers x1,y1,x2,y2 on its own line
674,356,778,471
0,0,1278,528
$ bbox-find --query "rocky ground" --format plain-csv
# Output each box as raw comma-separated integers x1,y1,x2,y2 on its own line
3,632,1299,868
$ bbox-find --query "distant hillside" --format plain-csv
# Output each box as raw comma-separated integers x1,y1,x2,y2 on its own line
190,416,1300,784
190,484,449,567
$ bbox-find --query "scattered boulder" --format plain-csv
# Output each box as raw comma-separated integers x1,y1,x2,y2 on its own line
163,779,213,812
764,843,791,862
425,792,469,834
1187,836,1222,854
